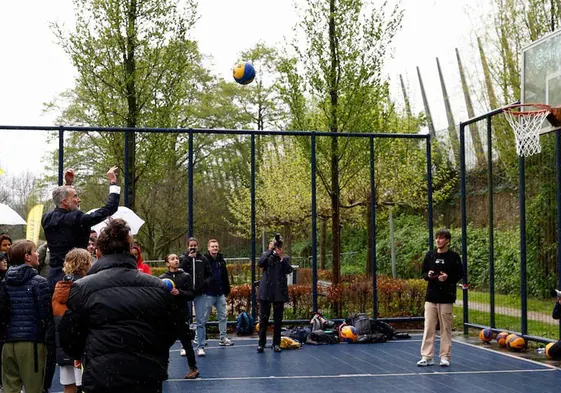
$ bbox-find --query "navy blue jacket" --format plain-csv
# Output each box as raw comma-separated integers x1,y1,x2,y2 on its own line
4,264,51,342
42,190,120,270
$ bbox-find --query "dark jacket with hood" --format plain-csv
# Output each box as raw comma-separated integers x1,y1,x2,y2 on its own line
4,264,51,342
204,252,231,297
258,250,293,303
59,253,177,392
42,190,119,270
179,251,211,297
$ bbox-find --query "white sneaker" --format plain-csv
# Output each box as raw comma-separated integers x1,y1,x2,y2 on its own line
440,358,450,367
219,337,234,346
197,348,206,357
180,348,186,356
417,357,434,366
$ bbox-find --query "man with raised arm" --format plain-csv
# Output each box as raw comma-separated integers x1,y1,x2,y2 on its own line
42,166,120,290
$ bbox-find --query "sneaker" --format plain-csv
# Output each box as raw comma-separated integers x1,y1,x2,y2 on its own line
256,346,264,353
417,357,434,366
180,348,186,356
219,337,234,346
197,348,206,357
440,358,450,367
185,368,200,379
273,345,282,352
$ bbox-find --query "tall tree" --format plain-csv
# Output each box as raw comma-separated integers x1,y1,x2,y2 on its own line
51,0,200,211
277,0,403,286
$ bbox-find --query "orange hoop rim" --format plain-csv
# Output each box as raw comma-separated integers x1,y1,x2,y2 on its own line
503,103,551,116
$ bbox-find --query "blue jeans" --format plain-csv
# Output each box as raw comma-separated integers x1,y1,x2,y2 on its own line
205,294,228,340
193,295,207,350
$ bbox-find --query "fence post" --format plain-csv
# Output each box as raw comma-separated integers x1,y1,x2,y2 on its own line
557,130,561,340
58,126,64,186
250,133,257,320
188,129,194,237
487,116,496,328
370,136,377,318
311,133,318,313
460,122,469,335
519,155,528,336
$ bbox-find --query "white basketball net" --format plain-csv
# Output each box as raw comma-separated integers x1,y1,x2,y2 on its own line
504,107,550,157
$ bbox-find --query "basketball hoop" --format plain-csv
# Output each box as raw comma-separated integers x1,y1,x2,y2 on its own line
503,103,551,157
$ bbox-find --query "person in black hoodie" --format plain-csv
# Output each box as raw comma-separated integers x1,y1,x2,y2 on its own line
59,219,178,393
203,239,232,348
257,236,293,353
159,253,199,379
417,229,462,368
179,237,212,357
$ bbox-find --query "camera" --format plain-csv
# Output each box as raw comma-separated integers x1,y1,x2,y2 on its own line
273,233,283,249
550,289,561,298
189,247,196,254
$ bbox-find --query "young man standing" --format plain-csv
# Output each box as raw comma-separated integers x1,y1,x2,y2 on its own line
417,229,463,367
179,238,211,357
202,239,233,349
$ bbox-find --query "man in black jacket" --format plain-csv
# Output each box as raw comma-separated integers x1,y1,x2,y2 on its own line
59,219,177,393
179,237,212,357
41,166,120,393
257,236,293,353
417,229,462,367
42,166,120,290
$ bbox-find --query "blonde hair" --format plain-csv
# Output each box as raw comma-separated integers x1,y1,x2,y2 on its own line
63,248,92,276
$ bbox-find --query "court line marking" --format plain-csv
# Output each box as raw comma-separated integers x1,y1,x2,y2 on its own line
167,367,557,382
452,337,561,370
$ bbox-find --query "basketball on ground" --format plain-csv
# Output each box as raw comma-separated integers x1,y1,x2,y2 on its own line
507,335,526,351
340,325,358,343
479,328,493,343
545,342,555,359
496,331,509,348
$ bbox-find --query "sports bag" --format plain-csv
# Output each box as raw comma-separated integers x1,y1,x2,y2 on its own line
349,313,372,335
236,311,254,336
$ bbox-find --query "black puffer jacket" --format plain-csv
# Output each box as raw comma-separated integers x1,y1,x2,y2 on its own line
258,251,293,303
59,253,177,392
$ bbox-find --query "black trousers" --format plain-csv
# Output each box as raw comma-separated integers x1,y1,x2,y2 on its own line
258,301,284,347
178,323,196,369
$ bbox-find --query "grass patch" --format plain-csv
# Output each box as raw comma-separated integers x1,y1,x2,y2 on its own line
457,288,555,314
453,305,559,340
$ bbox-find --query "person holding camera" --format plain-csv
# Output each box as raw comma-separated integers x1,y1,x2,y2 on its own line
257,234,294,353
417,229,462,367
179,237,211,357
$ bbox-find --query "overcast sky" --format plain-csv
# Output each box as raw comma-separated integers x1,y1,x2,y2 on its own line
0,0,487,176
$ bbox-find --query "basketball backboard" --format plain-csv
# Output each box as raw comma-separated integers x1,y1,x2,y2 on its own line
522,28,561,134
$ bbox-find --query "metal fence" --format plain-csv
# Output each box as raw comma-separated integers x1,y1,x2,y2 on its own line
459,108,561,343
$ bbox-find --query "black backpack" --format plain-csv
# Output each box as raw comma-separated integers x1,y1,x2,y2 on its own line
370,320,411,340
308,329,339,345
236,311,254,336
282,326,311,343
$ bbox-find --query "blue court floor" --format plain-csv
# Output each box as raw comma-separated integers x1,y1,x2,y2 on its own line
50,335,561,393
